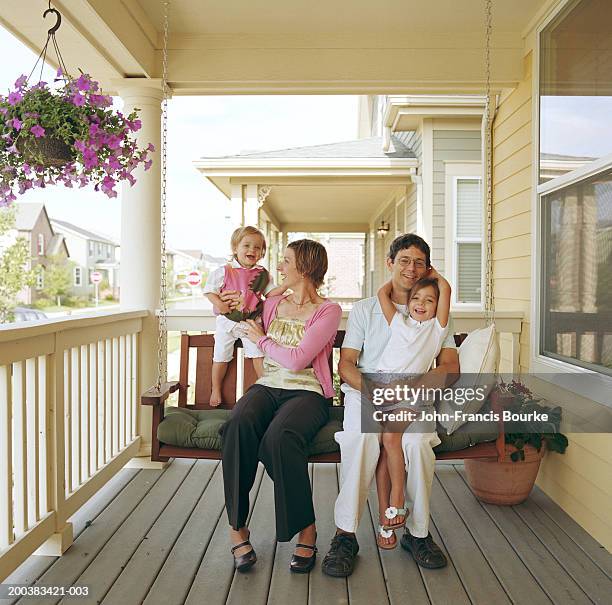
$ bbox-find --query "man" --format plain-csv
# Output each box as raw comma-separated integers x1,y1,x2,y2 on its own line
322,233,459,577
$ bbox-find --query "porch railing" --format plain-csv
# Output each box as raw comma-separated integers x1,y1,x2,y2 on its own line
165,308,524,373
0,311,146,580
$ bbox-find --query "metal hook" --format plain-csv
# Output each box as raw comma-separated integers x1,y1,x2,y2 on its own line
43,8,61,35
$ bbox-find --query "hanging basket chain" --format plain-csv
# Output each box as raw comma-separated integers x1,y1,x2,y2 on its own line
484,0,495,325
27,2,70,84
156,0,170,392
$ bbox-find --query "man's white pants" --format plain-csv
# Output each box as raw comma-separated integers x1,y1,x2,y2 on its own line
334,387,441,538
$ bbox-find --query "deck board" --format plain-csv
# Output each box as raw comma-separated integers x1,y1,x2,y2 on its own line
429,475,512,604
434,465,553,605
308,464,349,605
102,460,216,605
4,460,611,605
142,462,225,605
184,465,264,605
57,459,196,605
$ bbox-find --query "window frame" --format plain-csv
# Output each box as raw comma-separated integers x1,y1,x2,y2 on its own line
37,233,44,256
531,0,612,406
444,161,484,310
35,270,44,290
74,266,82,287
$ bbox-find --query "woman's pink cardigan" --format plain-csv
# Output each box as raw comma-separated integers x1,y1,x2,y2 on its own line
257,295,342,398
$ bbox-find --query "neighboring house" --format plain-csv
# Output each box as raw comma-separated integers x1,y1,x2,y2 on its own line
194,101,485,309
50,218,120,299
168,249,226,292
9,202,70,305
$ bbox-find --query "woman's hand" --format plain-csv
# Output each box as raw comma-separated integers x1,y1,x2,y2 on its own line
219,290,241,310
243,319,265,343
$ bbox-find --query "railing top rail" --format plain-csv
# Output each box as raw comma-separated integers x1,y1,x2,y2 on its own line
0,309,148,343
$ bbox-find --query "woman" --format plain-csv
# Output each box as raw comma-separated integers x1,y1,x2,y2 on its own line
220,239,342,574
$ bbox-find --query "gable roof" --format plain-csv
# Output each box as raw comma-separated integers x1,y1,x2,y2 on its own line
50,218,117,245
201,136,416,160
15,202,45,231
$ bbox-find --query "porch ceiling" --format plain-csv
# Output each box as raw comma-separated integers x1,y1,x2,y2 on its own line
263,183,398,232
0,0,551,95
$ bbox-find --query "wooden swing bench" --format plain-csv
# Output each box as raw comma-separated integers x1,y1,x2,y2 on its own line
142,330,505,463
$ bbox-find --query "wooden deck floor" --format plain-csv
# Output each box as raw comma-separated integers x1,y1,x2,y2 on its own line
2,459,611,605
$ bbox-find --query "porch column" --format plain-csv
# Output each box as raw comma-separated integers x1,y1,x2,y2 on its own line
230,182,244,229
114,79,163,460
245,183,259,226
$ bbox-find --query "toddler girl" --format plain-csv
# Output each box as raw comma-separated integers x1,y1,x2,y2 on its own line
374,271,450,548
204,226,285,406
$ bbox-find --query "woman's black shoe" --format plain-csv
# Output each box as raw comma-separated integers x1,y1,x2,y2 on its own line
231,532,257,572
290,542,318,573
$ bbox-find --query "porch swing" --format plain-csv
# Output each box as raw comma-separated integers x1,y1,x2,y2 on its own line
141,0,506,464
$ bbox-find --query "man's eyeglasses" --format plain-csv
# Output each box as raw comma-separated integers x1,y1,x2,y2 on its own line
396,256,427,269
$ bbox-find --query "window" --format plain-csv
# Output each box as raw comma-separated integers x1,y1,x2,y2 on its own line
540,168,612,375
539,0,612,183
453,177,483,305
535,0,612,390
36,271,44,290
37,233,44,255
97,242,102,256
89,241,94,256
74,267,82,287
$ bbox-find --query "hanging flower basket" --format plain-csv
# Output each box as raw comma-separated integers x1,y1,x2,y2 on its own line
0,72,154,206
15,135,75,168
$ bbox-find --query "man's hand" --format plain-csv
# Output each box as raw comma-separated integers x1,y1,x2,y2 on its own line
219,290,241,310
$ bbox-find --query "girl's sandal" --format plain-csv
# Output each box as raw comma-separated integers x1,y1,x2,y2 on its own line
377,525,397,550
384,506,409,530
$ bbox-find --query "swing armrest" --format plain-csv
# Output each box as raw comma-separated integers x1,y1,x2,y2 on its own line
141,381,181,406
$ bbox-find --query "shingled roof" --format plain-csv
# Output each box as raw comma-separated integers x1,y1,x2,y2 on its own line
201,136,415,160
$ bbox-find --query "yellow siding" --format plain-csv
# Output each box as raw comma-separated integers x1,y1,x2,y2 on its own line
492,51,612,553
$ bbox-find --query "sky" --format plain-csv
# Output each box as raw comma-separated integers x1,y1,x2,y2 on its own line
0,24,359,256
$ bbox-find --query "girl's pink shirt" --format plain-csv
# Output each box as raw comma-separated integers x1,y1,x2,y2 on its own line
257,295,342,398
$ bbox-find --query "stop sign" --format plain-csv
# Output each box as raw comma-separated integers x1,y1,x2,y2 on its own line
91,271,103,284
186,271,201,287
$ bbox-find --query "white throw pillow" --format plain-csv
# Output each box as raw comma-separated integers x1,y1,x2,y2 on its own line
437,323,499,435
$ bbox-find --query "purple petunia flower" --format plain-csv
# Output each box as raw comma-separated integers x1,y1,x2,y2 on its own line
146,143,155,152
14,75,27,89
144,159,153,171
82,148,99,170
0,107,7,115
71,93,85,107
8,91,23,105
75,74,91,92
11,118,22,130
30,125,46,138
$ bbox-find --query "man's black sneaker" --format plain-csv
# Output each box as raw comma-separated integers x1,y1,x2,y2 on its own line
400,532,448,569
321,533,359,577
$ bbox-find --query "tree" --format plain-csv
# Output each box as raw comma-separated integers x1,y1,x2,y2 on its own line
0,206,36,323
42,254,74,307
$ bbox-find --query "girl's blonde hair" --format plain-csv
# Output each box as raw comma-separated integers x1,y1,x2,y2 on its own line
230,226,267,258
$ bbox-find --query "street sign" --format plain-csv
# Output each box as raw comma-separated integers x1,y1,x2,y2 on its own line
186,271,202,287
91,271,103,284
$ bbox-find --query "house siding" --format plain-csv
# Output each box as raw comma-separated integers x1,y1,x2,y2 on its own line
432,128,482,276
492,51,612,552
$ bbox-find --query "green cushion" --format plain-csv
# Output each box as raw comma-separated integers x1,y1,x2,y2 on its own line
157,405,496,455
158,405,342,455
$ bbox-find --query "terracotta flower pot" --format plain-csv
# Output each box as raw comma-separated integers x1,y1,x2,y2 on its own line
464,444,545,505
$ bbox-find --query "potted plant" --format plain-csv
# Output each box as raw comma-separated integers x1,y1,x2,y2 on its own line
464,379,569,505
0,71,153,206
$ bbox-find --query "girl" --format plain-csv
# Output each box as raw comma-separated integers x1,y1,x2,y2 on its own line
204,226,286,406
374,270,451,549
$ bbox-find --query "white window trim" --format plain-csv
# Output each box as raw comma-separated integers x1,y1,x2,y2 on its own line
37,233,44,256
531,0,612,407
36,271,44,290
74,266,82,287
444,162,484,310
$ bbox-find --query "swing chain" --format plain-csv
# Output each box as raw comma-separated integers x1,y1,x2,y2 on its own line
156,0,170,392
484,0,495,325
